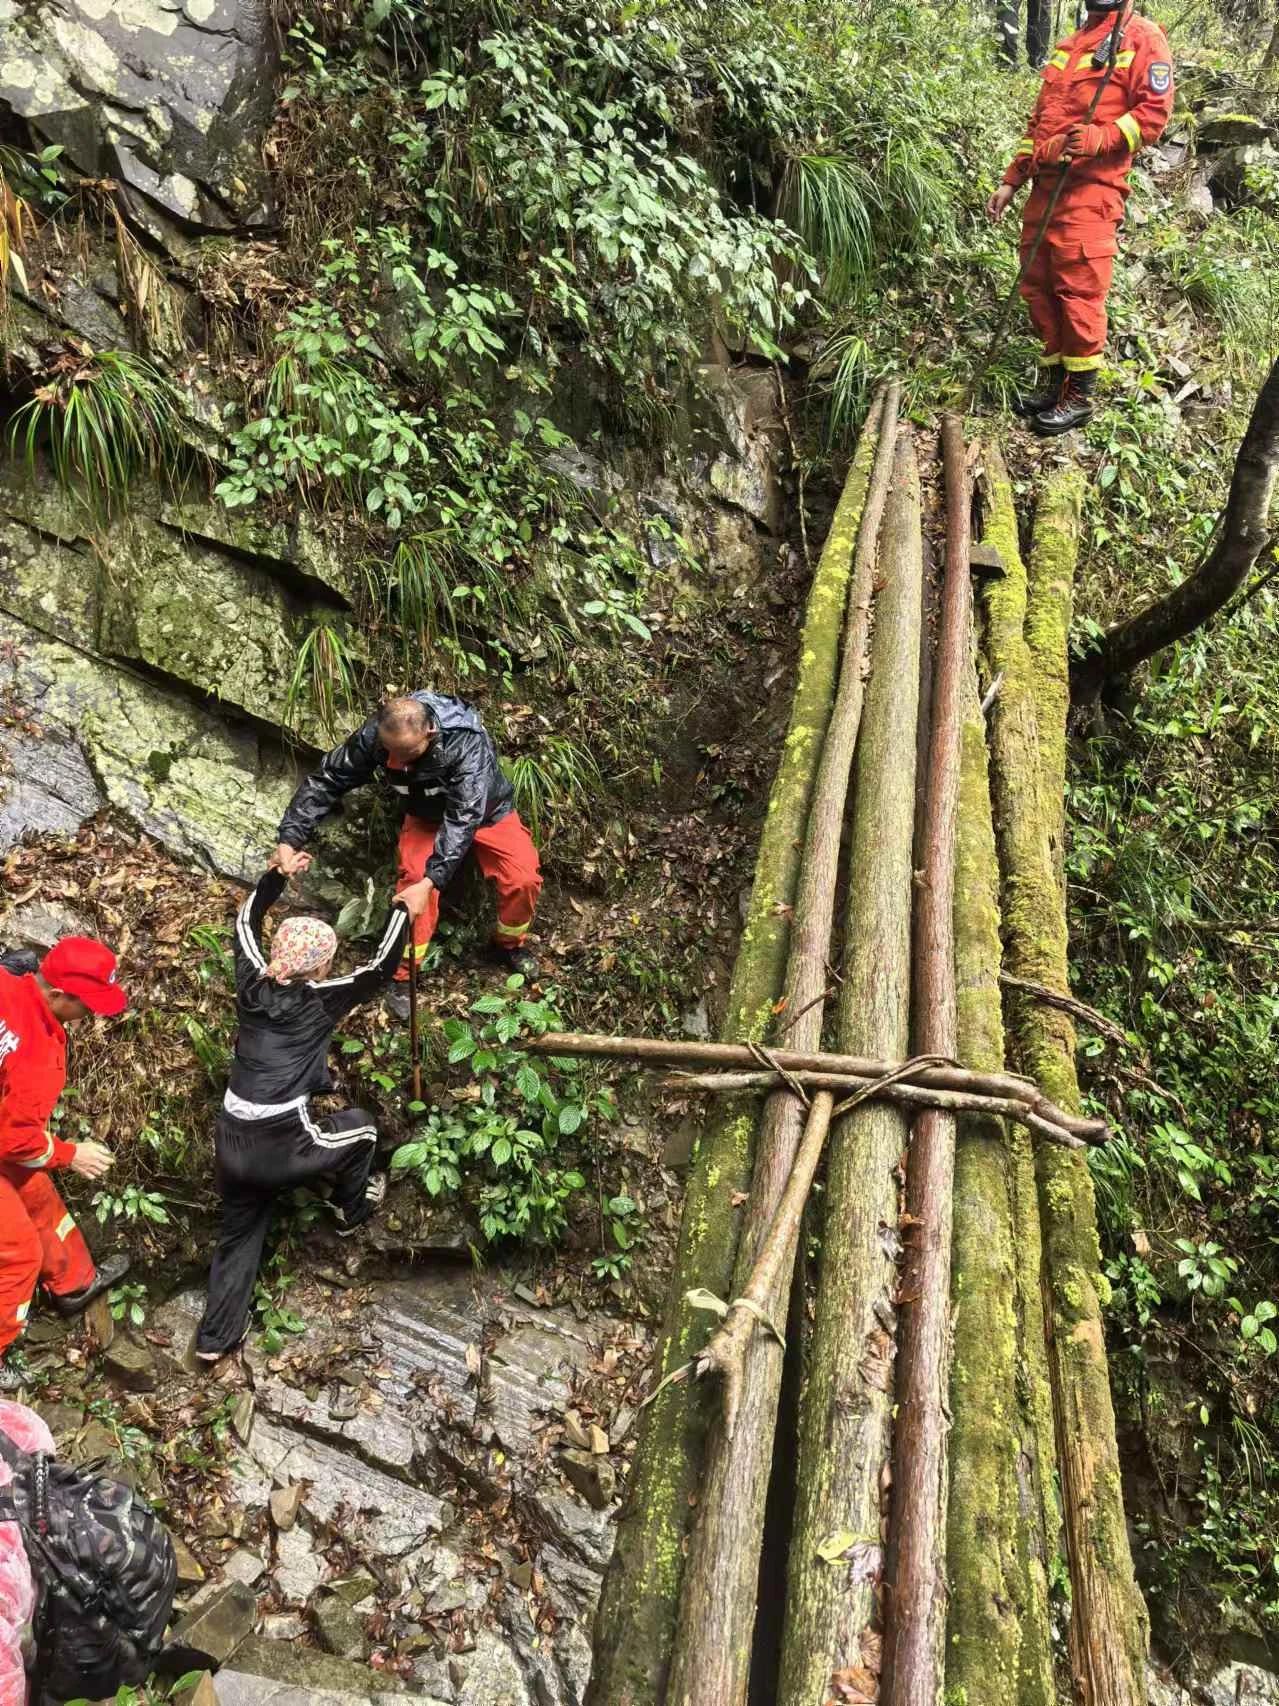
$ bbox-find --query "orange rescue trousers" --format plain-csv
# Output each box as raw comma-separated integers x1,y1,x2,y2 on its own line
395,810,543,977
0,1169,94,1354
1018,192,1117,373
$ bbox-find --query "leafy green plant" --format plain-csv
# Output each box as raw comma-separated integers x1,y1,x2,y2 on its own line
1238,1299,1279,1356
253,1268,307,1353
593,1193,643,1283
1175,1238,1238,1300
9,348,186,518
109,1281,149,1328
66,1673,204,1706
391,978,614,1244
92,1186,171,1227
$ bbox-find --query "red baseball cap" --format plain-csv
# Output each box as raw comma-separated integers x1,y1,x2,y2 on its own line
40,937,129,1017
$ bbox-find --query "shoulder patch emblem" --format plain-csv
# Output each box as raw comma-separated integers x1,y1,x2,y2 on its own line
1148,61,1171,92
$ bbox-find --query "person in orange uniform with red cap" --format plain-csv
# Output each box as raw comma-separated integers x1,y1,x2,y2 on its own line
0,938,131,1368
987,0,1173,435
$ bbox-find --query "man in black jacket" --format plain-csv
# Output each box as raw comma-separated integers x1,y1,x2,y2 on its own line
272,694,543,1015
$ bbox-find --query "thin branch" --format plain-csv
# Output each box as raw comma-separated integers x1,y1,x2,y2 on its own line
998,971,1131,1050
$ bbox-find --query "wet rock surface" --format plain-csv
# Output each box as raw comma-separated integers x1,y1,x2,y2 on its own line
112,1262,648,1702
0,0,277,234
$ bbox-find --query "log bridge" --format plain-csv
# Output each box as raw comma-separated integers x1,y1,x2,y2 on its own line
563,394,1149,1706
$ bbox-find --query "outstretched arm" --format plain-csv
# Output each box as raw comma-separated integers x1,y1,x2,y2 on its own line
275,719,381,858
234,868,288,990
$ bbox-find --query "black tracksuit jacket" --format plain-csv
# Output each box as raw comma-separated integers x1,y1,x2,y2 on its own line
276,691,515,892
228,868,410,1106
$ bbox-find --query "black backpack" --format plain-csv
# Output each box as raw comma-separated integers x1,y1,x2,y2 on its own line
0,1429,179,1702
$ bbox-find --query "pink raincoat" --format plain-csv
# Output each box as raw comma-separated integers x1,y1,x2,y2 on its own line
0,1402,53,1706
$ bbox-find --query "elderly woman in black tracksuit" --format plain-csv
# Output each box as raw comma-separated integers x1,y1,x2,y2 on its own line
195,865,429,1361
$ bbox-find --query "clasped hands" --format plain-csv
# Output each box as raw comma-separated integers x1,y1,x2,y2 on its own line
1036,121,1117,166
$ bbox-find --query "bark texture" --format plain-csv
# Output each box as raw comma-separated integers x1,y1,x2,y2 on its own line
778,434,924,1706
665,388,900,1706
585,394,886,1706
944,647,1056,1706
980,443,1148,1706
530,1035,1103,1139
1072,354,1279,701
884,415,969,1706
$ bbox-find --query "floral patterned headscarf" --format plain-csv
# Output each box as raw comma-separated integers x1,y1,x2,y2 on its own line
265,916,337,983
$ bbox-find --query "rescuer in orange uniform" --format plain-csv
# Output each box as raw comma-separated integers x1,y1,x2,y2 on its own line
986,0,1174,435
0,939,131,1368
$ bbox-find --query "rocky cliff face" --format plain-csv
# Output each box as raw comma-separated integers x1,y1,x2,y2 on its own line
0,0,784,890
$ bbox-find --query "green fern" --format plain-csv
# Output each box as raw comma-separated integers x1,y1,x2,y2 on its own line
502,735,601,843
9,348,184,519
286,619,363,743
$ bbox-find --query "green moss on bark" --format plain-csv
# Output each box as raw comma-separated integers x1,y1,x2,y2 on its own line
980,444,1148,1706
1025,466,1084,900
945,654,1055,1706
586,399,884,1706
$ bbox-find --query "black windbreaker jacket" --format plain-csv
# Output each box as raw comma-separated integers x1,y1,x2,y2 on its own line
227,869,409,1108
276,691,515,891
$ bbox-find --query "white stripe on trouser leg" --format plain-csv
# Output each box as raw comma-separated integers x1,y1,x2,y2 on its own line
14,1301,29,1325
55,1214,74,1241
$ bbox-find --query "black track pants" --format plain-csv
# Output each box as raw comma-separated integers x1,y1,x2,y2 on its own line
196,1101,378,1356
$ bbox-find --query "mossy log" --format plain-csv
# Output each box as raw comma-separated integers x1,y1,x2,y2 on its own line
979,443,1148,1706
584,394,886,1706
777,433,924,1706
944,643,1056,1706
1025,464,1085,900
884,415,970,1706
664,385,900,1706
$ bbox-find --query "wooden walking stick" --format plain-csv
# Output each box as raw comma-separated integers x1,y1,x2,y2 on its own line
408,949,423,1103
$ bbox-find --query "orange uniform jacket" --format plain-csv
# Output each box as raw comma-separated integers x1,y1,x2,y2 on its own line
0,970,75,1175
1000,8,1173,370
1002,8,1174,220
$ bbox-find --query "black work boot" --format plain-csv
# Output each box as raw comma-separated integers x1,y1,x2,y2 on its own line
47,1251,131,1317
1031,369,1098,436
1012,371,1063,419
486,942,540,981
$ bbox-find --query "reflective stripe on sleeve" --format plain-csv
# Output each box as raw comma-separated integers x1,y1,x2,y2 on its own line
1116,112,1142,152
55,1214,75,1242
17,1135,54,1169
14,1302,29,1325
1015,138,1034,157
1049,48,1069,68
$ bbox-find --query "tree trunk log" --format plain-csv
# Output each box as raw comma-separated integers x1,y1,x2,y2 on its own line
665,384,902,1706
1071,355,1279,703
529,1036,1105,1140
944,643,1057,1706
981,462,1070,1688
777,432,925,1706
981,442,1149,1706
584,391,887,1706
883,414,969,1706
1026,464,1085,900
